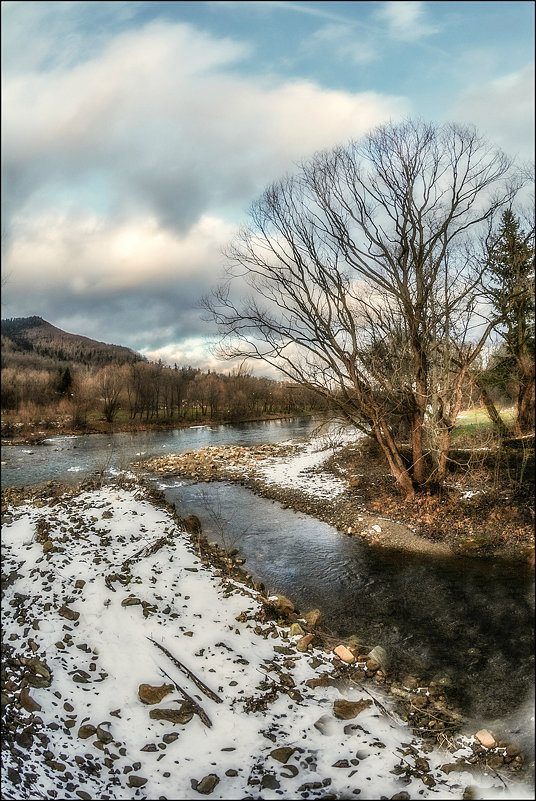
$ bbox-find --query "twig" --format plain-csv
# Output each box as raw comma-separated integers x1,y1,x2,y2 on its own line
148,637,223,703
159,666,212,728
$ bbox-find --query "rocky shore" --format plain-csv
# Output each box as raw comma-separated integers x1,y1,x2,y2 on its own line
2,478,532,800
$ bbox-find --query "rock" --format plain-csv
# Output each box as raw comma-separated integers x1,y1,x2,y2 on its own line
304,609,322,628
16,730,34,750
305,675,338,690
121,597,141,606
313,715,337,736
19,689,41,713
333,645,355,663
96,724,113,744
195,774,220,794
149,705,194,724
163,733,179,744
26,657,51,679
271,594,294,616
43,541,54,553
138,683,174,705
475,729,496,749
368,646,389,670
128,776,147,788
333,699,372,719
261,774,280,789
75,580,86,589
289,623,305,636
102,510,113,519
296,634,314,652
58,604,80,621
78,724,97,739
270,747,295,764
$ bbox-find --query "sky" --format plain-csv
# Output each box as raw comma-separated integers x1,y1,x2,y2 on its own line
1,0,534,372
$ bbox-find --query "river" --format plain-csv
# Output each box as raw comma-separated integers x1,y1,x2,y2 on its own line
2,417,534,740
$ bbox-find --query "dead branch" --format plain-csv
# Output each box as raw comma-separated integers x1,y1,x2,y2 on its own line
148,637,223,704
158,666,212,729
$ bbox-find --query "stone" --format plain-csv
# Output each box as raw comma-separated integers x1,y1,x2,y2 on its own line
138,683,174,705
270,747,295,764
333,645,355,663
96,725,113,744
271,594,294,616
195,774,220,794
19,689,42,713
296,634,314,652
304,609,322,628
58,605,80,621
368,646,389,670
149,705,194,724
333,699,372,720
75,580,86,589
475,729,496,749
289,623,305,637
26,657,51,679
128,776,147,788
121,597,141,606
78,724,97,739
261,774,280,789
313,715,337,736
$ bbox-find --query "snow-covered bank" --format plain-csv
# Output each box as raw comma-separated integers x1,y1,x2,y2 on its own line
1,483,532,800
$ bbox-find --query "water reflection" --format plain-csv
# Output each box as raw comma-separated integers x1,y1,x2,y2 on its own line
165,480,534,721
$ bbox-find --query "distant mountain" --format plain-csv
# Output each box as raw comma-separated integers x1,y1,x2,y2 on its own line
1,316,144,369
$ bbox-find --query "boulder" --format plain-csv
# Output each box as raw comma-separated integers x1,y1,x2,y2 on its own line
289,623,305,637
333,699,372,719
138,683,174,705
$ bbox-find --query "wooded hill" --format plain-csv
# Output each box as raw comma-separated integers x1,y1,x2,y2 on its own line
1,317,321,428
1,316,143,371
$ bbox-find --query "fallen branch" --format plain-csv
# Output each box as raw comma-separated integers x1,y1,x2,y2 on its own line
148,637,223,704
159,666,212,728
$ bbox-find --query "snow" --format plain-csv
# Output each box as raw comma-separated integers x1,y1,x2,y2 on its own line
2,483,533,800
252,436,350,499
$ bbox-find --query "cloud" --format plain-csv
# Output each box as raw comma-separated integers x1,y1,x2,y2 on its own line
306,23,378,66
450,63,534,161
2,18,407,240
375,1,438,42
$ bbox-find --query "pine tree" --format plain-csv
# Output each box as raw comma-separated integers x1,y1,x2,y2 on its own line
487,209,535,434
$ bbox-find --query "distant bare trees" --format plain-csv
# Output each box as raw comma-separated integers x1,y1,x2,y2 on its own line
204,119,523,499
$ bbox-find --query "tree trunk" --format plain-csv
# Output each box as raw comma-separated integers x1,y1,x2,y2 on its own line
375,423,415,501
410,413,425,485
515,372,535,434
473,377,510,437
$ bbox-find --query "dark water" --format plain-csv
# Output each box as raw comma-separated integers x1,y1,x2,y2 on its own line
2,418,534,734
161,479,535,727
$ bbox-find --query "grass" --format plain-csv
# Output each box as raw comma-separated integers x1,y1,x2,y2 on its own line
451,405,516,442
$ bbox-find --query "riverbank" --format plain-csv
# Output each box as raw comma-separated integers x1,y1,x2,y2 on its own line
1,479,532,800
140,437,535,564
1,412,312,446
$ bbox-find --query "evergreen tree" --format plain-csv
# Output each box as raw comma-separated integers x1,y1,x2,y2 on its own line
486,209,535,433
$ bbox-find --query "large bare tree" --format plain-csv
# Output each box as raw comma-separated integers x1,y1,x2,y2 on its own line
204,120,521,499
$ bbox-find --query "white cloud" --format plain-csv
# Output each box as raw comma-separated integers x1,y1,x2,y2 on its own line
2,211,234,296
376,1,438,42
450,63,534,161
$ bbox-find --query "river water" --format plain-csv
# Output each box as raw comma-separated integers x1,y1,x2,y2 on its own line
2,417,534,736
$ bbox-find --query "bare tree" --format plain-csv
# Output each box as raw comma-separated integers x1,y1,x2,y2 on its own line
204,120,521,500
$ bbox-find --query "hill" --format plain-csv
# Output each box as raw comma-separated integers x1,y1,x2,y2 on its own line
1,316,143,369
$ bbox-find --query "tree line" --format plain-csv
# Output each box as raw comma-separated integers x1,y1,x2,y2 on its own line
1,358,323,429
